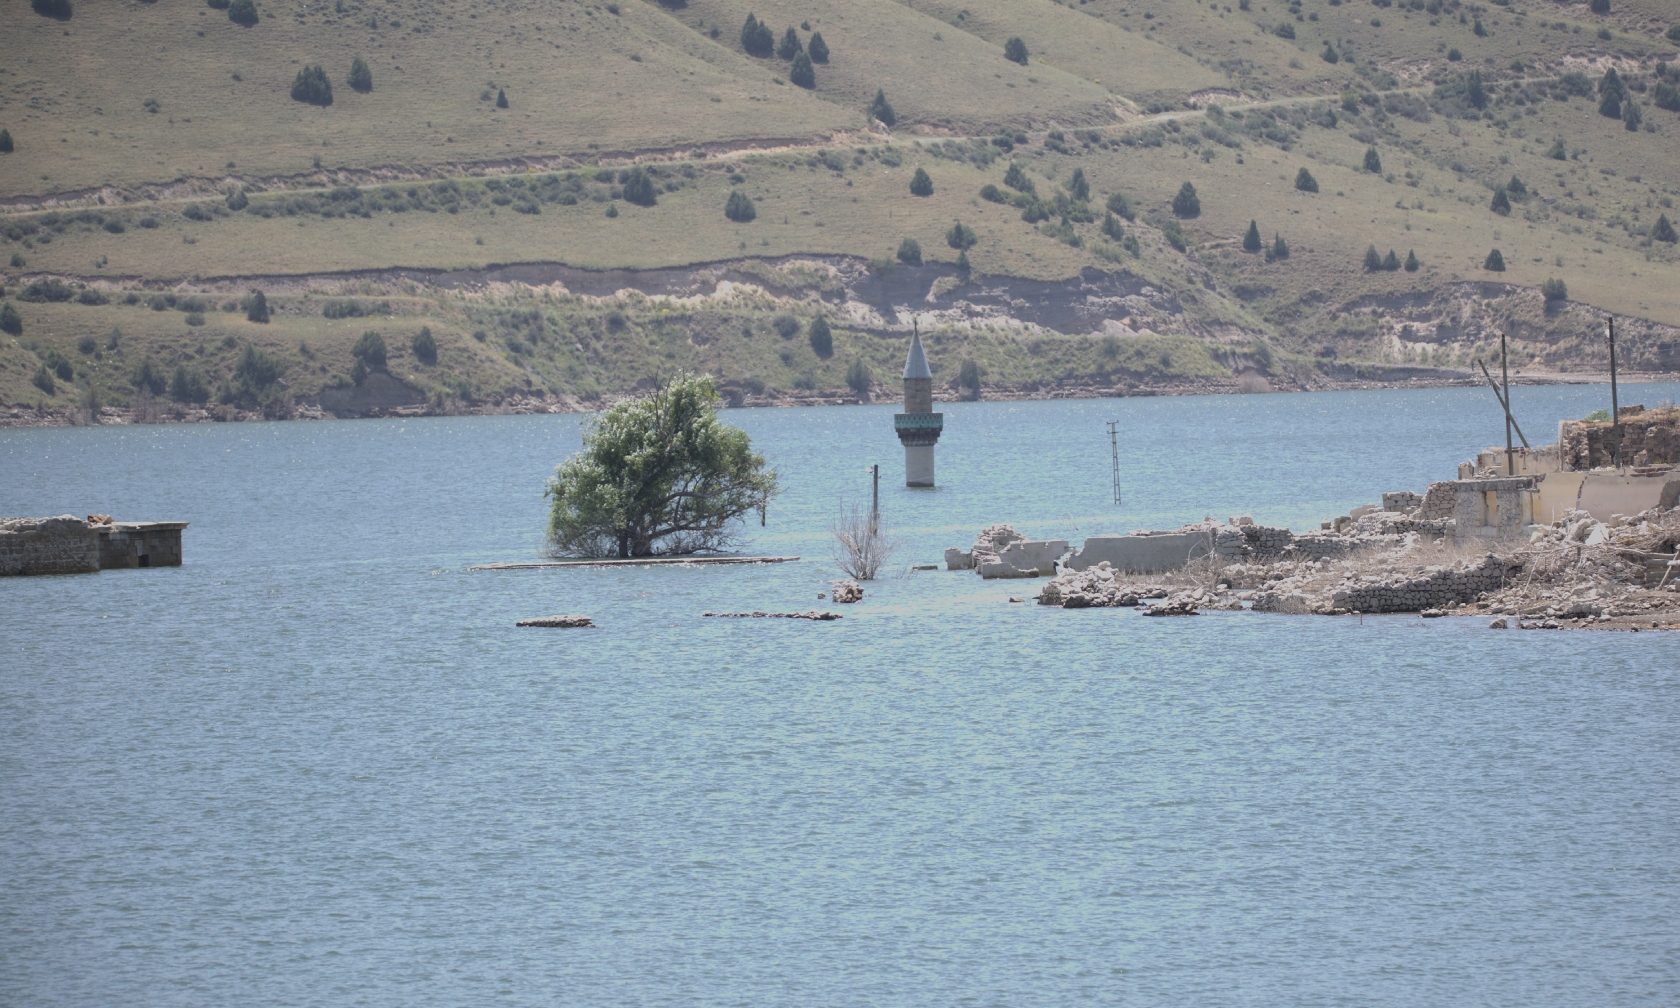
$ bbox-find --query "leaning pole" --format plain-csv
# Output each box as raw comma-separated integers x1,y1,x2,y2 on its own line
893,327,943,487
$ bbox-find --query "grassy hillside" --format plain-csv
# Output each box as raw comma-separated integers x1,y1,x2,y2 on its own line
2,0,1678,415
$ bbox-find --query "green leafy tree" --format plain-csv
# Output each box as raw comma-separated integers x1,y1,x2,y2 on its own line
291,65,333,106
1106,191,1133,219
946,220,977,250
348,56,372,93
232,345,284,404
778,26,801,59
1171,181,1200,217
0,302,21,336
496,88,508,109
1243,219,1262,252
544,373,780,557
1004,162,1035,193
352,330,387,368
958,359,980,392
1068,167,1089,202
1541,278,1568,302
1363,146,1382,173
1364,245,1383,271
1294,168,1318,193
1653,213,1678,243
1004,37,1028,65
909,167,933,196
1382,249,1401,271
1161,220,1186,252
896,237,922,265
1491,189,1511,215
351,358,368,386
227,0,258,27
32,364,54,395
1270,233,1290,261
0,129,12,154
170,364,210,403
808,32,829,62
790,51,815,88
725,190,756,222
412,326,437,365
807,315,832,358
244,290,269,323
845,358,872,396
741,14,774,56
1484,248,1505,271
868,89,896,126
621,167,657,206
1404,249,1419,271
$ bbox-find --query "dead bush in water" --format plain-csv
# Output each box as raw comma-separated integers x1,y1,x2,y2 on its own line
831,504,900,581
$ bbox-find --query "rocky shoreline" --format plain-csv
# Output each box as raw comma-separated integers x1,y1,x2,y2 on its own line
2,369,1655,429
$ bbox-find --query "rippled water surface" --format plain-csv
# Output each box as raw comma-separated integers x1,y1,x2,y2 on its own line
4,383,1680,1007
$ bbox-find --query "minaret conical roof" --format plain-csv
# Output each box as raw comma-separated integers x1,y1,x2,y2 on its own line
902,328,931,380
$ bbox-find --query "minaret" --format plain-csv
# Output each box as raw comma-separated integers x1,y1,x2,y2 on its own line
893,325,943,487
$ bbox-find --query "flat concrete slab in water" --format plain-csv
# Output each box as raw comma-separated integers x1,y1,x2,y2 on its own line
471,555,799,571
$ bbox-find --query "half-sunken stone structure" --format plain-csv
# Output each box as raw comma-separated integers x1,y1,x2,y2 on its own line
1,515,187,576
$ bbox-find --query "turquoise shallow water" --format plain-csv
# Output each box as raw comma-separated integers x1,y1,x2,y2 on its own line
4,383,1680,1007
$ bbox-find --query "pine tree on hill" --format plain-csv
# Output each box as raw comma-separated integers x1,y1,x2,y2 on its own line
1294,168,1318,193
496,88,508,109
1364,245,1383,271
896,237,922,265
1484,248,1505,271
1068,167,1089,202
1382,249,1401,271
0,302,21,337
741,14,774,56
621,167,657,207
1491,189,1511,215
807,32,829,62
32,0,72,20
348,56,372,93
778,27,801,60
1547,138,1567,160
867,89,895,127
291,65,333,106
910,167,933,197
1270,234,1289,260
808,315,832,358
725,190,756,222
1598,67,1626,117
1653,213,1678,243
0,128,12,154
1623,100,1642,131
1004,37,1029,65
1467,69,1487,109
789,51,814,89
1004,162,1034,193
1404,249,1419,271
1172,181,1200,217
1102,212,1124,242
946,221,977,250
227,0,257,26
1363,147,1382,173
245,290,270,323
1243,220,1262,252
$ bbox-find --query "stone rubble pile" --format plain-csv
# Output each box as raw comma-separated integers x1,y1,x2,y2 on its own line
515,614,595,628
831,580,863,603
944,523,1069,578
702,610,843,620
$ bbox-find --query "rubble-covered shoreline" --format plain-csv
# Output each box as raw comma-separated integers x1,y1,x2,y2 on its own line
944,408,1680,630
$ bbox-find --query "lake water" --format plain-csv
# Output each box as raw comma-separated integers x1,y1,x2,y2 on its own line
5,382,1680,1007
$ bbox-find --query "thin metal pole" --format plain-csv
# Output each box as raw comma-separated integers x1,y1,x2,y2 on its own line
1476,359,1529,448
1607,315,1622,469
871,464,879,535
1108,420,1122,505
1501,332,1514,476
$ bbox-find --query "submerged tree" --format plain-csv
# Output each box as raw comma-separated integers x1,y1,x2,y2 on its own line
544,374,780,558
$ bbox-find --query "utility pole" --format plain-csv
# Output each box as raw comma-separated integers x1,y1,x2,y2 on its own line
1108,420,1122,505
1501,332,1514,476
1607,315,1622,469
1476,358,1529,448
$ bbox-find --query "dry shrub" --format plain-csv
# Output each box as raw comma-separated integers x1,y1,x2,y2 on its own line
831,504,899,580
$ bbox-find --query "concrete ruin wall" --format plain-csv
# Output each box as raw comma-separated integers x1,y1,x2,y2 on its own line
0,516,101,576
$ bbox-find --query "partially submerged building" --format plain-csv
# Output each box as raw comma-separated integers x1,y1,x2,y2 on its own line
1,516,187,576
